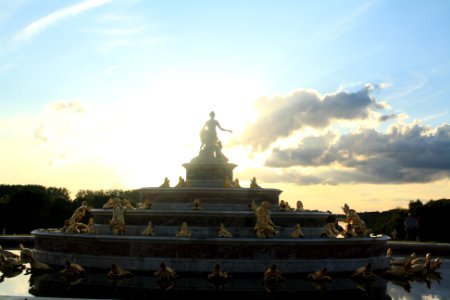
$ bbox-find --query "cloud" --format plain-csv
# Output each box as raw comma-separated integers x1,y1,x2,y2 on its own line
13,0,111,44
265,122,450,184
50,100,87,113
234,85,383,151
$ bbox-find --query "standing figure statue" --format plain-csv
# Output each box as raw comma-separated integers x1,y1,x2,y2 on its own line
199,111,232,160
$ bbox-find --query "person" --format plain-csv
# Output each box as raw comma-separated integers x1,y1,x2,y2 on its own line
200,111,232,148
404,213,419,241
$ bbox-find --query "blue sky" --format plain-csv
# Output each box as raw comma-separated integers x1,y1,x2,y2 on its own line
1,0,449,213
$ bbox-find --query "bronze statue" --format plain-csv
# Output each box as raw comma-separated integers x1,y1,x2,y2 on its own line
223,176,232,188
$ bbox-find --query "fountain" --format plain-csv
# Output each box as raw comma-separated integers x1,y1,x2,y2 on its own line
31,111,390,275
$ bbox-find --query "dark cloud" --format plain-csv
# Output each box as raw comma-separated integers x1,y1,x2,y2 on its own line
378,114,398,122
234,85,382,151
266,123,450,184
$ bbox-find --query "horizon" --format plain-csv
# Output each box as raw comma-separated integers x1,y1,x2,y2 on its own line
1,1,449,214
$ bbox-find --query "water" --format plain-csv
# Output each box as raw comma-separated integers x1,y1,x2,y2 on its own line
1,252,449,300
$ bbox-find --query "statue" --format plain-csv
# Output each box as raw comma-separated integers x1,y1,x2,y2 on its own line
248,199,257,211
207,263,230,290
250,177,261,188
233,178,241,188
138,197,152,209
296,200,304,211
160,177,170,188
122,198,135,210
86,217,96,234
263,264,284,292
64,201,90,233
175,176,187,188
154,262,176,281
290,224,304,238
199,111,232,160
103,197,122,209
141,221,155,236
223,177,232,188
107,262,133,279
192,198,202,210
279,200,292,211
217,223,233,237
341,203,369,237
69,201,89,224
254,201,278,238
321,215,342,238
109,201,125,235
176,222,192,237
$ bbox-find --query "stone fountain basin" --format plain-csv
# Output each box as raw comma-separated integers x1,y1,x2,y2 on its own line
32,230,390,274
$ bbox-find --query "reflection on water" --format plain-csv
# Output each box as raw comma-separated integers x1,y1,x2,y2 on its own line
1,257,449,300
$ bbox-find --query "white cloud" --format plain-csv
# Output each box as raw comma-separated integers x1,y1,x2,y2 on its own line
13,0,111,44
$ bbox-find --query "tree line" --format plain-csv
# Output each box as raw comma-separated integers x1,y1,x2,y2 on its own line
1,184,449,243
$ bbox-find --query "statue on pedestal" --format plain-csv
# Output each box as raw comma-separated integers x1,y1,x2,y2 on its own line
199,111,232,161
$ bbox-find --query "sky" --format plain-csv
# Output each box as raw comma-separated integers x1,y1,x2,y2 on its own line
0,0,449,214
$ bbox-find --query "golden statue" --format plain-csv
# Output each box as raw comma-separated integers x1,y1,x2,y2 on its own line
341,203,369,237
248,199,257,211
307,267,332,282
107,262,133,279
279,200,292,211
290,224,304,238
250,177,261,188
233,178,241,188
70,201,89,223
122,198,135,210
175,176,187,188
154,262,176,281
263,263,284,292
223,176,232,188
160,177,170,188
296,200,304,211
207,263,230,290
103,197,122,209
321,215,341,238
141,221,155,236
86,217,96,234
254,201,278,238
217,223,233,237
176,222,192,237
138,197,152,209
192,198,202,210
109,201,125,235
